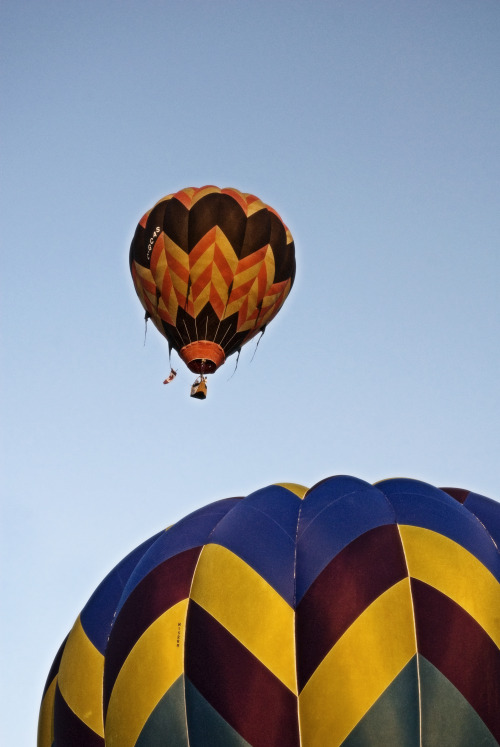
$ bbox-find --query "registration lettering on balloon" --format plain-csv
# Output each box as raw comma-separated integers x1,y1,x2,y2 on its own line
146,226,161,260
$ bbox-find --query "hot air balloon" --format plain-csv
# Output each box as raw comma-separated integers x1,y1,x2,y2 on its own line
129,186,296,398
38,476,500,746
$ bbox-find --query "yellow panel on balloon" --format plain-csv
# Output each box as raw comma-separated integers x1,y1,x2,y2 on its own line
105,598,188,747
299,578,416,747
190,543,297,693
57,616,105,737
399,524,500,646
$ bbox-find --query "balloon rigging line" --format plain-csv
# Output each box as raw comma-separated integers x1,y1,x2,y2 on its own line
250,330,265,362
216,325,232,347
227,349,241,380
182,319,192,345
212,285,232,344
193,306,199,342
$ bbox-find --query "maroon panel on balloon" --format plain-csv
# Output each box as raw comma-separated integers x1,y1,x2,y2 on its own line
103,546,201,712
296,523,407,691
440,487,470,504
411,578,500,742
185,600,300,747
53,685,104,747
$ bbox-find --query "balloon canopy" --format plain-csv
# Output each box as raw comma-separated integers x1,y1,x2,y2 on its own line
38,476,500,746
129,186,296,377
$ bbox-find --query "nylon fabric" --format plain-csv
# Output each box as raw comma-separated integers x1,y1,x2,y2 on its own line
57,616,105,737
39,477,500,747
130,186,295,371
190,543,296,692
105,600,188,747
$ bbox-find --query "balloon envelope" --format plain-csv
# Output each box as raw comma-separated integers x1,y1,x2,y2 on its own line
129,186,296,375
39,476,500,746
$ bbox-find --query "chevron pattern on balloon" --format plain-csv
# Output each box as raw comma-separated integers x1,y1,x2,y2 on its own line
129,186,296,369
39,479,500,747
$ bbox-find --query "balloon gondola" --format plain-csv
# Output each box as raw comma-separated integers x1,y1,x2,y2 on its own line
129,186,296,398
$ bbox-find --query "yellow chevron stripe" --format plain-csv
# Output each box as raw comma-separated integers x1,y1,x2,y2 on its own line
229,248,272,291
164,235,189,297
151,242,168,293
234,256,277,327
225,250,275,320
275,483,308,499
190,544,297,693
202,277,226,318
157,296,175,327
190,227,238,279
399,525,500,646
243,277,262,322
237,293,287,333
105,599,188,747
263,244,276,283
211,260,231,296
246,196,267,216
37,676,57,747
192,283,211,317
57,616,105,737
133,260,155,285
191,260,230,317
163,234,189,268
189,241,216,281
299,578,416,747
189,229,237,316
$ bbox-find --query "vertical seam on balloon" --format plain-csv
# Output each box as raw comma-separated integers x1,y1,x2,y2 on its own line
212,195,248,345
294,496,303,746
397,522,422,747
208,193,224,345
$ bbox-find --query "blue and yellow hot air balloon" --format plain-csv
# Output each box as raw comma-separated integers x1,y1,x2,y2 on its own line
38,476,500,746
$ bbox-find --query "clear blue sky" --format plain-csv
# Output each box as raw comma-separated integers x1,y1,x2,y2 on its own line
2,1,499,743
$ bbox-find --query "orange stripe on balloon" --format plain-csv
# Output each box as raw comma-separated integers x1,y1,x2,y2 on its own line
149,233,164,275
164,254,190,284
235,246,268,273
138,211,151,228
173,189,194,210
220,188,249,214
190,227,217,266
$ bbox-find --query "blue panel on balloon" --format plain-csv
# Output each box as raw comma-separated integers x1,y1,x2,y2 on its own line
208,486,301,606
243,485,302,540
464,492,500,550
377,479,500,581
115,498,242,614
298,475,376,537
81,532,163,653
296,478,395,602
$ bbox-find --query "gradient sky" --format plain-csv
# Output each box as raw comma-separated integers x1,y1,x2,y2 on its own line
2,1,499,743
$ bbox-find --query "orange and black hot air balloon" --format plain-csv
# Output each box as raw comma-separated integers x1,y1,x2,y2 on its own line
129,186,296,398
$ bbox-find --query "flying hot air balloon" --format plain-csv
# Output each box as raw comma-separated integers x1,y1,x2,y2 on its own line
39,476,500,746
129,186,296,398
